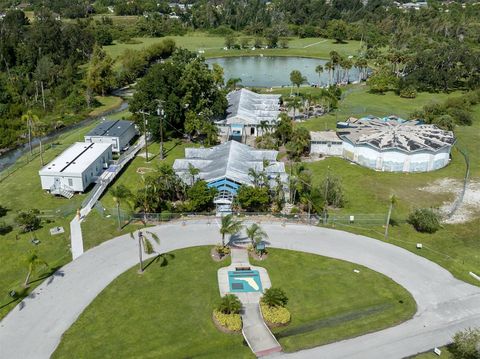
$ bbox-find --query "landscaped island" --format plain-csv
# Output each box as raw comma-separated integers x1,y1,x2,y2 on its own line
51,247,415,358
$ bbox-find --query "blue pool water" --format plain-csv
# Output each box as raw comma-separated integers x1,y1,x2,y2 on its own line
228,270,262,293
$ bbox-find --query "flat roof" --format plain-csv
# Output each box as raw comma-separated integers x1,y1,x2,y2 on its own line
310,131,342,142
39,142,111,175
86,120,134,138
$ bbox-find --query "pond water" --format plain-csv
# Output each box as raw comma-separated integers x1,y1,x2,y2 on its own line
206,56,365,88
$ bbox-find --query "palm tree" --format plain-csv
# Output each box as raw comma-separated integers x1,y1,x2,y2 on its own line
110,185,132,230
384,195,397,240
246,223,268,248
289,70,306,95
342,58,353,83
219,214,243,247
248,168,261,187
315,64,324,86
188,163,200,186
21,111,39,156
324,61,334,86
259,120,269,135
217,294,242,314
262,287,288,307
130,230,160,273
33,120,47,166
23,252,48,288
286,96,301,121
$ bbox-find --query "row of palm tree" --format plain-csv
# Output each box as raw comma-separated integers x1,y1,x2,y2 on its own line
219,214,268,250
315,52,369,86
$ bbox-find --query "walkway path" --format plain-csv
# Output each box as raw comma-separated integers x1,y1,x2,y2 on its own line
1,222,479,359
218,247,281,357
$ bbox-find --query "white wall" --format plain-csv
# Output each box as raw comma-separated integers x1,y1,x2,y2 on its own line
85,126,136,153
310,141,343,156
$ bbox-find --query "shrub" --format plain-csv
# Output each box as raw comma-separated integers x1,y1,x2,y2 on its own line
451,328,480,359
262,287,288,307
399,86,417,99
15,209,41,233
260,302,291,325
0,205,7,217
215,245,231,257
236,186,271,212
213,310,242,331
217,294,242,314
407,208,441,233
0,221,12,235
448,108,473,126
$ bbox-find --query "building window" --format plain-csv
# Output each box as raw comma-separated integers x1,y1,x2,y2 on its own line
250,127,255,135
68,178,73,187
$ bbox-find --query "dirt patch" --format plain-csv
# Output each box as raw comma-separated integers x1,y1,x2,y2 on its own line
419,178,480,224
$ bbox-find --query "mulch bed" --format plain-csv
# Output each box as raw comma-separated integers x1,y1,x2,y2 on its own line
248,250,269,261
210,246,230,262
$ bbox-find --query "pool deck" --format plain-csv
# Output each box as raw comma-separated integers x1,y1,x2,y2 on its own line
217,247,281,357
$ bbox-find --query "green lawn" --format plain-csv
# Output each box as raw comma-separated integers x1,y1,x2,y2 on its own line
104,34,361,61
52,246,253,359
409,347,453,358
89,96,123,117
298,97,480,286
52,247,415,357
252,249,416,352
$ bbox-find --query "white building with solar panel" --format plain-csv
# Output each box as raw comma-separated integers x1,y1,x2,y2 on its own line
39,142,112,197
338,116,455,172
217,88,281,142
173,141,288,212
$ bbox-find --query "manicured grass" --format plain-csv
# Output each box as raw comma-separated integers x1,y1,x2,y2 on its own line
409,347,453,358
52,246,253,359
52,247,415,358
104,34,361,61
88,96,123,117
251,249,416,352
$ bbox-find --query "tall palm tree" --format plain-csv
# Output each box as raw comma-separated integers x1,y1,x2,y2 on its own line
110,185,132,230
130,230,160,273
342,58,353,84
384,195,397,240
23,252,48,288
33,120,47,166
21,111,39,156
315,64,324,86
286,96,301,121
259,120,269,135
245,223,268,248
324,61,334,86
219,214,243,247
248,168,261,187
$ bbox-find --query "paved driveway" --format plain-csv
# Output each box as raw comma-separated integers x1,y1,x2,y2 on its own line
0,222,479,359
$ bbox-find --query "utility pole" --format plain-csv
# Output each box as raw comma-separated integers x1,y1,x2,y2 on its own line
157,105,164,160
139,110,149,162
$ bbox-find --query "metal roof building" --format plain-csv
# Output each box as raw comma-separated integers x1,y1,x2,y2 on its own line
85,120,137,153
338,117,455,172
173,141,288,211
217,89,281,141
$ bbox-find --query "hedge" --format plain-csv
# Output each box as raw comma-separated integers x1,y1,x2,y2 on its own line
213,310,242,332
260,302,291,325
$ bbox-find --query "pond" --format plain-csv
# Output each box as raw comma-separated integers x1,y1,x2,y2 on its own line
206,56,367,88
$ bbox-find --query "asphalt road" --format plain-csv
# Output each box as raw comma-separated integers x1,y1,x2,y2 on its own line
0,222,479,359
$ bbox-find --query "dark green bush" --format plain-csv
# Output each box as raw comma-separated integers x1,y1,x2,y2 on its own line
407,208,441,233
262,287,288,307
217,294,242,314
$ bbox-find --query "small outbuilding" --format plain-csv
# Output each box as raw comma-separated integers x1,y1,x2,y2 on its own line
84,119,137,153
310,131,343,156
338,116,455,172
39,142,112,197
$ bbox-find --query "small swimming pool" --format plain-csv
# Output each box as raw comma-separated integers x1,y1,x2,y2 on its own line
228,269,262,293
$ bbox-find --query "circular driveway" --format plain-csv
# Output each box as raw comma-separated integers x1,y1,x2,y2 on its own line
0,222,479,359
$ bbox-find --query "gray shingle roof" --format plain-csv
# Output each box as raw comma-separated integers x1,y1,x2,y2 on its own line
173,140,287,186
339,117,455,153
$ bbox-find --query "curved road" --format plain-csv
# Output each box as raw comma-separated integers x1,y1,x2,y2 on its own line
0,222,479,359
